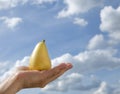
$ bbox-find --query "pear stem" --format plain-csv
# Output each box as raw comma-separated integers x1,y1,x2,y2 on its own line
43,40,45,42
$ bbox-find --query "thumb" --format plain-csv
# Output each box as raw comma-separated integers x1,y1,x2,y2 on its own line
16,66,29,71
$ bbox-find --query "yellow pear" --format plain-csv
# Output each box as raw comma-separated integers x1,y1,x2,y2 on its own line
29,40,51,70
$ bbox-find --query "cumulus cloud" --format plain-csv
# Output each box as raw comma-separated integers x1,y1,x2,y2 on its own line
32,0,56,5
87,34,108,50
100,6,120,32
42,73,101,92
0,61,9,75
14,56,29,67
0,56,29,83
42,73,83,91
0,16,22,29
0,0,56,10
57,0,103,18
92,81,120,94
100,6,120,44
0,0,28,10
52,49,120,73
73,18,88,27
93,82,113,94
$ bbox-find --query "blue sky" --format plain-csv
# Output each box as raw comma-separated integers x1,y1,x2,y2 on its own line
0,0,120,94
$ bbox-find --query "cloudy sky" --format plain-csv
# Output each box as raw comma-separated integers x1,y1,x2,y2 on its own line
0,0,120,94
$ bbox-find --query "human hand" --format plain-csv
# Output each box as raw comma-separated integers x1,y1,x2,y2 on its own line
0,63,72,94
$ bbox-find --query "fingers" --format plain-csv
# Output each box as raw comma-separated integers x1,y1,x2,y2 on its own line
42,63,73,86
44,63,72,79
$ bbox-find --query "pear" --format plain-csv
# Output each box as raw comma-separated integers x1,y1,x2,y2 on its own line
29,40,51,70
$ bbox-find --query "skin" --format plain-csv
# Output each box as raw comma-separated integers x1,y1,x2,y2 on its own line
0,63,73,94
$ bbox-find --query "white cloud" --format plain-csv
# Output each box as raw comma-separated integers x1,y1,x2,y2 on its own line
93,82,113,94
52,49,120,73
93,81,120,94
87,34,108,50
42,73,83,91
0,56,29,83
0,16,22,29
0,0,56,10
73,18,88,27
100,6,120,32
0,61,9,75
14,56,29,67
100,6,120,44
32,0,56,5
43,73,101,92
0,0,28,10
57,0,103,18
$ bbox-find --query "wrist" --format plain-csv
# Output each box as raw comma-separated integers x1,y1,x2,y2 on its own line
0,72,23,94
12,72,23,93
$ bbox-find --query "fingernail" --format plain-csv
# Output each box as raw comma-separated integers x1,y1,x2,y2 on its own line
66,63,73,69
